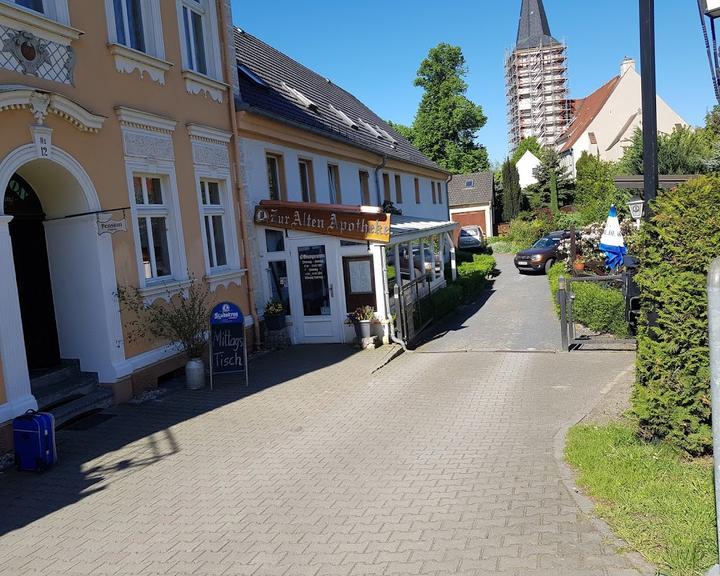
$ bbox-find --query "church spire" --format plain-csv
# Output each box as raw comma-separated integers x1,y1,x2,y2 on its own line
516,0,560,50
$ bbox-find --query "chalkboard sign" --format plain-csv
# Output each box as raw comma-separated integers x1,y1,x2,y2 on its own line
209,302,248,389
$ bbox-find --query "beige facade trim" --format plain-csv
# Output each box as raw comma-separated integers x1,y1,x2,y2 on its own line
187,123,232,144
182,70,227,103
108,43,173,85
115,106,177,134
0,1,81,45
0,88,105,132
205,268,246,292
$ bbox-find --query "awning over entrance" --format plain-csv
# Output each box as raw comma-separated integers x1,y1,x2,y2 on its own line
389,215,457,245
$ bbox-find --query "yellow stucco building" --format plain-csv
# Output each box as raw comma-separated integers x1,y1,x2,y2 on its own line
0,0,254,449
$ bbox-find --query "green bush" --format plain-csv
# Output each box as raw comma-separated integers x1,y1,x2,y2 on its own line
430,284,463,318
506,218,552,249
547,263,628,337
486,239,523,254
457,254,495,301
632,175,720,455
455,250,475,264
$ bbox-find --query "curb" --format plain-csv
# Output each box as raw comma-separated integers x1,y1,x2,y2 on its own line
552,365,659,576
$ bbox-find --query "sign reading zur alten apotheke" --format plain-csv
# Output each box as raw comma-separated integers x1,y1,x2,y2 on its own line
254,201,391,243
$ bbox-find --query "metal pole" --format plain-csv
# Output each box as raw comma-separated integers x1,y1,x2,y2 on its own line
558,276,568,352
640,0,659,208
707,258,720,576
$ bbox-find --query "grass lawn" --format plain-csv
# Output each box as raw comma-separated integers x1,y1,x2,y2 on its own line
565,423,716,576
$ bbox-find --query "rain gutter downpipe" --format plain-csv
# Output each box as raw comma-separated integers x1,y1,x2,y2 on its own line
218,3,261,347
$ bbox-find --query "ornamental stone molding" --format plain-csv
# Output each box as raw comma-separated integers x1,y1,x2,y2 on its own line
122,130,174,162
0,24,76,85
0,87,104,132
191,141,229,168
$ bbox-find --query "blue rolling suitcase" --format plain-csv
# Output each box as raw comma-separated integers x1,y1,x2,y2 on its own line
13,410,57,472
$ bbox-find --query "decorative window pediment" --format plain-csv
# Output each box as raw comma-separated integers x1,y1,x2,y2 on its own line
0,87,105,132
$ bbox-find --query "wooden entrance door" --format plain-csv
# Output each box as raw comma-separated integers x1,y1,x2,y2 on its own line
4,174,61,371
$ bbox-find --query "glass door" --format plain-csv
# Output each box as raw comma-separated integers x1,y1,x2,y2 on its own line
292,240,342,343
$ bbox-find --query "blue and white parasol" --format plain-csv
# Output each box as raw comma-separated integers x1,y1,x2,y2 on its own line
599,205,627,270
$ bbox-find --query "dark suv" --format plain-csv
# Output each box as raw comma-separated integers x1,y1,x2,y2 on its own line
513,231,570,274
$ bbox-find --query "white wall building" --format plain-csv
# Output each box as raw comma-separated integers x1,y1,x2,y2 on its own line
234,30,455,346
516,150,541,189
558,57,688,175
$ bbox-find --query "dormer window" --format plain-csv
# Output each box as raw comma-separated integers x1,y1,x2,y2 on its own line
375,126,398,145
358,118,382,139
281,82,318,112
329,104,357,129
464,179,474,189
237,62,267,87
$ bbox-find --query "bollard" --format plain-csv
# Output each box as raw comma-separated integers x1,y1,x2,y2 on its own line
558,276,568,352
708,258,720,576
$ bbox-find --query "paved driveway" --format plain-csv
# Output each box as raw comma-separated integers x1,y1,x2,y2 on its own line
0,341,651,576
421,253,560,352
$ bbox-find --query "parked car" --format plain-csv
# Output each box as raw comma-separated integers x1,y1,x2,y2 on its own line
399,245,442,279
458,226,486,251
514,235,564,274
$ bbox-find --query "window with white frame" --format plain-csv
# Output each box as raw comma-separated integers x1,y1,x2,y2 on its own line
199,180,228,270
4,0,70,23
105,0,163,56
179,0,219,77
133,175,173,281
328,164,341,204
112,0,145,52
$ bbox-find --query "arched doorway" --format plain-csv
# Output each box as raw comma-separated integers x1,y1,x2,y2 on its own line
3,174,60,371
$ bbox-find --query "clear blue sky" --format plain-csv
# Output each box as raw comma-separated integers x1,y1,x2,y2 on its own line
230,0,716,165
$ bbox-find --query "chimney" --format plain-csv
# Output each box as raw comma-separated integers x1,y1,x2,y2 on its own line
621,57,635,76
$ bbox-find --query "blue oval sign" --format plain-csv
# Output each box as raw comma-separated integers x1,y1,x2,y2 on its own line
210,302,244,325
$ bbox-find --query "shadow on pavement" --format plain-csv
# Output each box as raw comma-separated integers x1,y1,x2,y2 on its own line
412,279,497,348
0,344,361,535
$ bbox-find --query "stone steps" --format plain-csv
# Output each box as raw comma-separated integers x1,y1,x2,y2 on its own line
32,361,113,427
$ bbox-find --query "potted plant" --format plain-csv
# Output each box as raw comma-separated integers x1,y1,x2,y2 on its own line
264,300,286,331
117,276,211,390
346,305,375,340
573,256,586,273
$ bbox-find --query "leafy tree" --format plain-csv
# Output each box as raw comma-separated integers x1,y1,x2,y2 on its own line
410,44,489,174
527,147,573,211
574,152,630,224
618,126,713,175
501,159,521,222
387,120,415,144
705,105,720,140
510,136,542,165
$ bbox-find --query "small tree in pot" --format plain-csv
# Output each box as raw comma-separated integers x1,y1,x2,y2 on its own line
117,276,211,390
346,305,376,340
264,300,286,331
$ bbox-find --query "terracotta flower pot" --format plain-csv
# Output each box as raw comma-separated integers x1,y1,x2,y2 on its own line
573,261,585,273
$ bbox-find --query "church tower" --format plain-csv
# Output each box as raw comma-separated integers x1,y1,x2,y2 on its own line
506,0,570,150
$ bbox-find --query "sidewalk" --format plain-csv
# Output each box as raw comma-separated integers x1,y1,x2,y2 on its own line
0,343,651,576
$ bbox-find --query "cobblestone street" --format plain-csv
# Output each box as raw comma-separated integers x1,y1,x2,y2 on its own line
0,257,652,575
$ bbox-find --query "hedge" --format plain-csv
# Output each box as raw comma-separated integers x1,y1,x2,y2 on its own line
632,175,720,455
457,254,496,302
432,254,496,319
548,263,628,338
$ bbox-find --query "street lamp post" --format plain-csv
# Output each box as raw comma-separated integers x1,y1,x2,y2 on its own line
640,0,659,210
